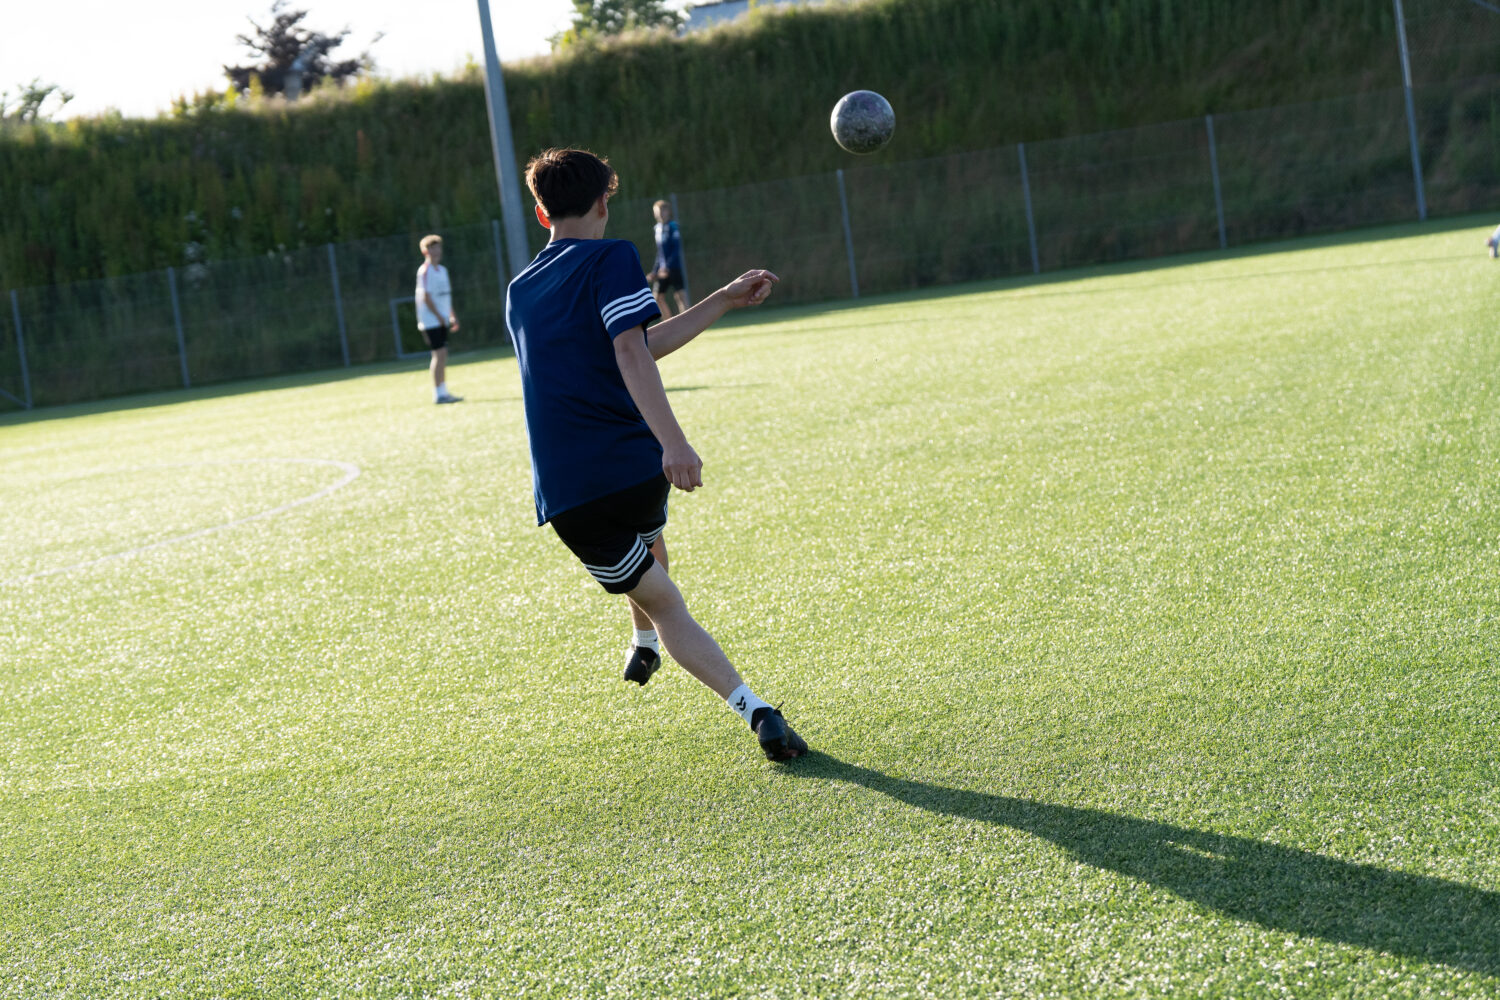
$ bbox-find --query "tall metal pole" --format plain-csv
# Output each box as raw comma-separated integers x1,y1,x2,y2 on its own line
1394,0,1428,220
491,219,507,295
166,267,191,387
9,290,31,409
835,169,859,299
491,219,514,347
326,244,351,367
1205,114,1228,250
1018,143,1040,275
477,0,531,280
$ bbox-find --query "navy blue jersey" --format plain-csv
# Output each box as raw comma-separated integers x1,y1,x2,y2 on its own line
654,220,684,273
505,238,664,524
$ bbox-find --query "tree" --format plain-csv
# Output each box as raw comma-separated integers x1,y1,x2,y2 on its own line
1,79,74,124
224,1,374,99
553,0,685,48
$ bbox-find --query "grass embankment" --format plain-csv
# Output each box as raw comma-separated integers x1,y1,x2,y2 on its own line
0,0,1441,288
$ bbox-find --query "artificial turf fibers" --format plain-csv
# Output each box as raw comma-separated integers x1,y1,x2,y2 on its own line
1,219,1497,997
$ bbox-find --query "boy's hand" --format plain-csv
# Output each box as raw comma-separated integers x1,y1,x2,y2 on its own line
662,440,703,492
719,270,779,309
448,315,460,332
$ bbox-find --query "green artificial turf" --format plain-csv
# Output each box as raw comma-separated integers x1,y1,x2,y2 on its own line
2,220,1497,998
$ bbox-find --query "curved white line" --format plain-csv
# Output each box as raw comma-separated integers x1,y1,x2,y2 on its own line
4,458,362,585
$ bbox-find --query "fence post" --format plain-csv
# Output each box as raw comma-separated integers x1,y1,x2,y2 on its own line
668,193,692,301
1205,114,1228,250
166,267,191,388
10,290,31,409
491,219,514,347
1018,142,1040,275
1393,0,1428,220
835,169,860,299
326,243,351,367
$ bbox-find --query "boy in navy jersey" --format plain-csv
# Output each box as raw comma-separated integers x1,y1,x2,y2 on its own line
504,148,807,761
650,199,689,317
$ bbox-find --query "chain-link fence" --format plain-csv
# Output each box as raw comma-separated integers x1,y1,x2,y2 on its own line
4,71,1500,411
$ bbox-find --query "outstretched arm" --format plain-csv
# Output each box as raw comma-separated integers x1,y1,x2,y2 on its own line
646,269,778,360
614,327,703,491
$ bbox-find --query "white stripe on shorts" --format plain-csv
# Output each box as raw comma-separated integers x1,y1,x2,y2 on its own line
601,288,656,328
640,525,664,546
582,536,650,585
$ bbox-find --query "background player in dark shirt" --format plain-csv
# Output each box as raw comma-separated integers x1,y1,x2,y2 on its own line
651,199,690,317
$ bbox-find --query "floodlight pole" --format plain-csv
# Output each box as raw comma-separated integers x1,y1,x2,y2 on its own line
10,290,31,409
477,0,533,281
1393,0,1428,220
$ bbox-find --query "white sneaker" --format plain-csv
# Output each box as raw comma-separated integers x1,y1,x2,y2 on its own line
435,391,463,404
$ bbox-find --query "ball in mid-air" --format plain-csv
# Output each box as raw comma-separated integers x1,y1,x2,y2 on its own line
830,90,895,155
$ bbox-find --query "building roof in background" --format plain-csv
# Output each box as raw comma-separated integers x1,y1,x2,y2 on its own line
683,0,824,34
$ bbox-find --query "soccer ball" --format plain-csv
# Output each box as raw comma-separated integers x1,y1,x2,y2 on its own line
830,90,895,155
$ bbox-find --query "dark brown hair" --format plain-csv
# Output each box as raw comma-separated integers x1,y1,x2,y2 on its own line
525,148,619,221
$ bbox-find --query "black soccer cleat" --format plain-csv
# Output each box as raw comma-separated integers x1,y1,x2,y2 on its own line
623,645,661,686
752,706,809,761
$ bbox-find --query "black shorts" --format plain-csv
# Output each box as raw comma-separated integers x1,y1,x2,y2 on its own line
549,474,669,594
650,269,684,296
419,324,449,350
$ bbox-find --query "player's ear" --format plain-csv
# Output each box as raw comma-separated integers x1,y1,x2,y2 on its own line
534,204,551,229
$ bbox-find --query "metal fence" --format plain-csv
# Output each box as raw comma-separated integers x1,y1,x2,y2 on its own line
4,74,1500,411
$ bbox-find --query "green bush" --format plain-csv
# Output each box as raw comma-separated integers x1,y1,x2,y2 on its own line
0,0,1431,289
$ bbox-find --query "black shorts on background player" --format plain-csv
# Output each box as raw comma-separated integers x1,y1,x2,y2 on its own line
419,323,449,350
650,269,684,296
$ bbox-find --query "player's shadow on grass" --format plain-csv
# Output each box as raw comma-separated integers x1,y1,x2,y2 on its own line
790,753,1499,976
664,383,768,394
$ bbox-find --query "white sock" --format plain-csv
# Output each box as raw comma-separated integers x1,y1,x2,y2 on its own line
632,628,659,654
435,382,448,397
726,683,771,726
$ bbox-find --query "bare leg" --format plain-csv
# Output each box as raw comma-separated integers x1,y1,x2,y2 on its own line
625,560,742,699
430,346,448,388
674,289,690,312
628,536,667,633
652,290,673,318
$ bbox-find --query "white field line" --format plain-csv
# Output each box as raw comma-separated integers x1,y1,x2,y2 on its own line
4,458,362,586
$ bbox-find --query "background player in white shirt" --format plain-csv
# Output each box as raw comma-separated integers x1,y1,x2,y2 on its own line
416,234,462,403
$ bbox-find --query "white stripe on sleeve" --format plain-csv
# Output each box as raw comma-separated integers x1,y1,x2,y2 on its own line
601,288,656,328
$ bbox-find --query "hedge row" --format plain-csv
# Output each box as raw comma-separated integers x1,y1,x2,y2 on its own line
3,0,1493,289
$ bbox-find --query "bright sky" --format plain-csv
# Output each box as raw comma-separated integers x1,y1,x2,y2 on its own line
2,0,694,119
